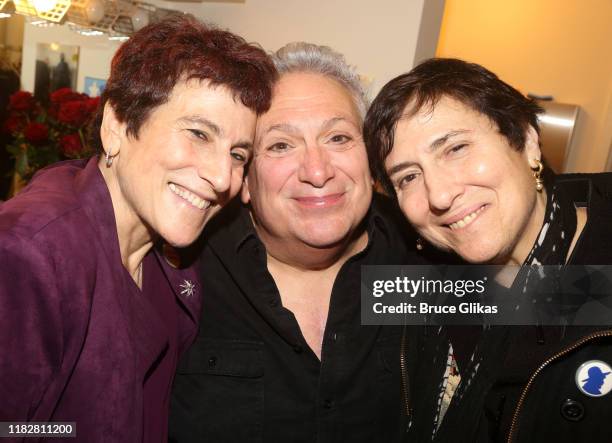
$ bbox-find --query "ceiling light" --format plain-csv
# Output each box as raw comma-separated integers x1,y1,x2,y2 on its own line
31,0,58,13
108,35,129,41
14,0,70,22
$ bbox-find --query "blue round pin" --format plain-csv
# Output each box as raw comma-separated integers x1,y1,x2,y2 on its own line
575,360,612,397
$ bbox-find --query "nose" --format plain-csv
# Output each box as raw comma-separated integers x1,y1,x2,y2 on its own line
297,144,335,188
198,148,233,194
424,170,462,212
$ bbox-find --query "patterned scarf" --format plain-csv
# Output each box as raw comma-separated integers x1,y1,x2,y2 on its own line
516,183,577,292
434,182,578,433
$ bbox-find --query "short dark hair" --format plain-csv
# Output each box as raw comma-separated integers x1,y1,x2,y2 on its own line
88,14,277,151
364,58,543,194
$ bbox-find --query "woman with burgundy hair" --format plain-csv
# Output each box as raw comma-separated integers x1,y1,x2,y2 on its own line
0,15,275,442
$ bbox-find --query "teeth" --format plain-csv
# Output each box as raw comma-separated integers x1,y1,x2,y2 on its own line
449,206,485,230
169,183,212,210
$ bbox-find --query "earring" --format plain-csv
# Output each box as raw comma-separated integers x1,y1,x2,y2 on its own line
531,159,544,192
105,150,113,168
416,237,424,251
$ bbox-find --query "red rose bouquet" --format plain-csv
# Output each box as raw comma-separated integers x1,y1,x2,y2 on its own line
3,88,99,181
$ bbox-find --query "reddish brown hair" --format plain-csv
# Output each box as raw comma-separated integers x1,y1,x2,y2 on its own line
88,14,276,151
364,58,543,195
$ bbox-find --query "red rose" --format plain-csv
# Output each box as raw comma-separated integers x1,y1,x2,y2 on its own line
58,100,90,127
60,133,83,156
85,97,101,115
2,115,24,135
9,91,35,112
24,122,49,145
50,88,85,104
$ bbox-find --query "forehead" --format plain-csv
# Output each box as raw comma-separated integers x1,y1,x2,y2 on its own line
164,79,234,110
149,79,255,131
257,72,361,129
403,96,477,128
395,97,493,143
385,96,493,167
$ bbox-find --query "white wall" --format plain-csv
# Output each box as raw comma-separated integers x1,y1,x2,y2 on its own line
20,0,443,99
21,23,121,93
150,0,437,97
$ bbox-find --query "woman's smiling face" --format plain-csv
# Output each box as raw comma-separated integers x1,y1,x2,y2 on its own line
385,95,545,264
106,79,257,247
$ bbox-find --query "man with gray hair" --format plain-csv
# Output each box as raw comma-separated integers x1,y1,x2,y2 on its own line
169,42,420,442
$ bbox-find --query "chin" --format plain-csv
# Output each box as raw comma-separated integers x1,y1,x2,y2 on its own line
161,226,203,248
163,237,194,249
298,227,351,249
456,245,501,264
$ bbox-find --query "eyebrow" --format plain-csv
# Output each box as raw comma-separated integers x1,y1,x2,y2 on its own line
386,129,471,177
178,116,223,137
387,161,416,178
321,116,353,132
263,122,300,136
179,115,253,150
262,116,355,137
429,129,470,151
234,141,254,151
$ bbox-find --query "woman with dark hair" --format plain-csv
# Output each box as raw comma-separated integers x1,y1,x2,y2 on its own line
0,15,276,442
364,58,612,442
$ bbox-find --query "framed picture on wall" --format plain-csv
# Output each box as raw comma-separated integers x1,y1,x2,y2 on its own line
83,77,107,97
34,43,79,103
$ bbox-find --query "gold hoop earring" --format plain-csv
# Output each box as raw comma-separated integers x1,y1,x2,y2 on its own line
531,159,544,192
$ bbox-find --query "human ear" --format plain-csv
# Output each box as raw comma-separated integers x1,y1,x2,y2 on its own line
240,175,251,204
100,102,124,157
523,125,542,167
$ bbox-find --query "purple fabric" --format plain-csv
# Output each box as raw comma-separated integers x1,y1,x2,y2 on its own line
0,158,202,442
141,252,180,443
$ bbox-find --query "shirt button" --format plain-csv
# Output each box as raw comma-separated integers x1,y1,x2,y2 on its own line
323,399,334,409
560,398,584,422
293,345,303,354
208,356,217,368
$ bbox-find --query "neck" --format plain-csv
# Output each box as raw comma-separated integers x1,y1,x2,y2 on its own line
98,158,154,279
505,188,548,266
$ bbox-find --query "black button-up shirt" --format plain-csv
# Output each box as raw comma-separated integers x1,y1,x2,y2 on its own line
170,195,422,443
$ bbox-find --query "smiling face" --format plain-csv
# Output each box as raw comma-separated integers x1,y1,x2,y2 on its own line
385,95,545,264
103,79,256,248
242,72,372,252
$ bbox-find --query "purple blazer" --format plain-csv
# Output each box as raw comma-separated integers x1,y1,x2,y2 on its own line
0,158,202,442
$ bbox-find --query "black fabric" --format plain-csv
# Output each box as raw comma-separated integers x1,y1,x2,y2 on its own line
169,194,424,443
511,184,578,305
522,184,577,267
406,173,612,443
445,325,482,374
